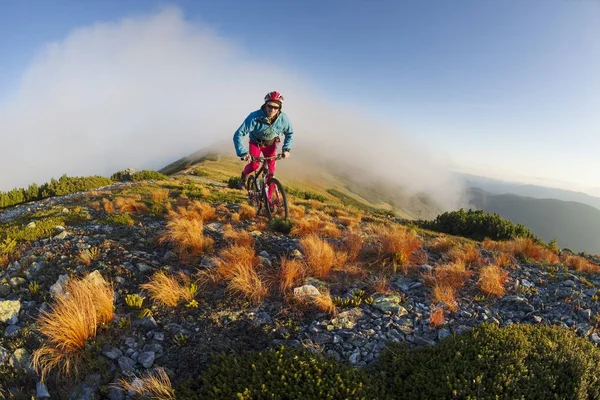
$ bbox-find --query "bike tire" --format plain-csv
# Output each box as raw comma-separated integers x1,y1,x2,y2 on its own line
246,175,263,216
263,177,288,220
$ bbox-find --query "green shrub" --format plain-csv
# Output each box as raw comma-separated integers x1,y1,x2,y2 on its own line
0,175,112,209
111,170,168,182
192,168,210,177
104,214,134,226
185,347,385,399
269,218,293,234
421,208,537,242
376,323,600,399
227,176,241,189
285,188,327,202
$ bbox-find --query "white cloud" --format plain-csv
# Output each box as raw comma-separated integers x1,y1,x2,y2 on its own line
0,7,463,210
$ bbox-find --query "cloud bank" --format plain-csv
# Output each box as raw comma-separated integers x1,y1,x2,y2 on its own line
0,7,464,210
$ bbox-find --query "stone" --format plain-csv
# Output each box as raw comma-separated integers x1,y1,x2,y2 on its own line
36,382,51,398
117,356,136,373
293,284,320,300
0,300,20,324
4,325,20,337
50,274,69,297
137,351,155,368
68,374,101,400
102,345,123,360
9,348,33,373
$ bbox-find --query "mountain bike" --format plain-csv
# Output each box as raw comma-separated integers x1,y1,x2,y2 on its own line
245,155,289,220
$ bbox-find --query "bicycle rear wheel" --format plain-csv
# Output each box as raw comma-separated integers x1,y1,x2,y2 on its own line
246,175,263,216
263,178,288,220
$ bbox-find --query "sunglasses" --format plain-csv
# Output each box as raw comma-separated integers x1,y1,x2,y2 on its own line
266,104,280,110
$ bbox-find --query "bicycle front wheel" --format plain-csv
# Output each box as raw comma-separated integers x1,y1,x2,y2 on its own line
246,175,263,216
263,177,288,220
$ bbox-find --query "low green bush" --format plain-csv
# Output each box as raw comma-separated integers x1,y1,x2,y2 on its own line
376,323,600,399
111,170,168,182
183,347,385,399
269,218,293,234
226,176,241,189
104,214,134,226
0,175,112,209
421,208,538,242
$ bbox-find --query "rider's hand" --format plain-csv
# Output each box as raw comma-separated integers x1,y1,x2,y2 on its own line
240,154,250,161
282,151,290,159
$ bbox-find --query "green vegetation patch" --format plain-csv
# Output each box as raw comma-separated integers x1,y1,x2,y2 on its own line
376,323,600,399
421,208,538,242
103,214,135,226
0,175,113,210
180,346,385,399
110,170,168,182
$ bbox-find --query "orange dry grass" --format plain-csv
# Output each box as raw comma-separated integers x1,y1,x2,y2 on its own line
140,272,194,307
375,224,423,271
33,275,114,380
320,221,342,238
338,215,361,228
189,201,216,221
479,265,509,296
223,227,255,247
426,236,456,254
432,261,473,290
563,255,600,273
482,237,503,251
369,275,393,294
447,244,482,267
314,289,337,316
151,189,170,202
280,257,305,294
288,204,305,219
300,235,336,278
290,216,321,236
429,306,445,327
217,245,268,303
160,212,213,259
216,246,258,279
89,201,101,211
216,245,267,303
432,284,458,312
508,237,558,263
334,250,349,269
239,203,257,220
114,197,148,213
102,198,115,213
119,367,175,400
496,252,517,269
342,230,363,262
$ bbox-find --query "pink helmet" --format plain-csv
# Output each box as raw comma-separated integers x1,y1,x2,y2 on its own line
264,91,284,106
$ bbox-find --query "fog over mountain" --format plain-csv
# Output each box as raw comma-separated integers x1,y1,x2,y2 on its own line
0,7,463,211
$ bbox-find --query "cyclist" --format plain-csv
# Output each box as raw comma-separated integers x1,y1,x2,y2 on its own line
233,91,294,189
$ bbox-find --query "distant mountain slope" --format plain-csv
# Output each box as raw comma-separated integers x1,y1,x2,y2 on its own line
468,188,600,254
160,148,444,220
461,173,600,211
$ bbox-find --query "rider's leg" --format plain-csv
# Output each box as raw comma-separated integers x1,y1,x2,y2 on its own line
260,143,278,201
261,142,278,175
240,141,262,188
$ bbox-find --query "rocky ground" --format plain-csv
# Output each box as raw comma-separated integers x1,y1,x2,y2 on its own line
1,178,600,399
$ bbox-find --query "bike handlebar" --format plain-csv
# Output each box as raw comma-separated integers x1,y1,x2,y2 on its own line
250,154,284,162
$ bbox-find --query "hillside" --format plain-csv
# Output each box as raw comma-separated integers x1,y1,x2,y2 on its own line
1,172,600,398
160,150,444,221
468,187,600,254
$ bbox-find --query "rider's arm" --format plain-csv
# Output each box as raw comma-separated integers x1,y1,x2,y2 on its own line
281,114,294,153
233,113,256,157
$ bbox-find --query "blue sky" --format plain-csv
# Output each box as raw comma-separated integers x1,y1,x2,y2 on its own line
0,0,599,198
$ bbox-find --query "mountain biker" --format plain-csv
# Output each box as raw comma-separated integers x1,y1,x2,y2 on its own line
233,91,294,189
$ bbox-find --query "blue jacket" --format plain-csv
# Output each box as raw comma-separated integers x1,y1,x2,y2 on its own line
233,108,294,157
